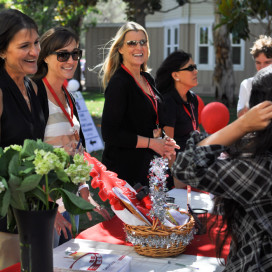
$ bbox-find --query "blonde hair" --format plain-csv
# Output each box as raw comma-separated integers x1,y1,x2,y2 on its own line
99,22,150,89
250,35,272,59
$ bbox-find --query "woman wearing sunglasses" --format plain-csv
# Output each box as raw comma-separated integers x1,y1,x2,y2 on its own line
155,50,199,188
100,22,179,188
33,26,110,247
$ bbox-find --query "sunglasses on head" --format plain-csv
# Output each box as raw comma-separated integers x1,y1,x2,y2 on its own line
51,49,82,62
126,39,148,47
177,64,198,72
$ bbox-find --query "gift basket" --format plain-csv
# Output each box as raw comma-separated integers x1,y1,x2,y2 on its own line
123,157,195,257
86,154,195,258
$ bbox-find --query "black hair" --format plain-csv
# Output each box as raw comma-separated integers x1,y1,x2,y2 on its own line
213,65,272,262
33,27,79,80
0,9,38,67
155,50,191,94
248,65,272,154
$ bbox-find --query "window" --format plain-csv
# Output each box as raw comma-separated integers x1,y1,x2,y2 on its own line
195,24,214,70
231,34,244,70
195,25,244,71
164,25,179,58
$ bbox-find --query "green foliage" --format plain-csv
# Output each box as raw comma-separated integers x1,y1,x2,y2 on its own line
123,0,188,24
8,0,99,35
56,0,99,33
0,139,95,231
218,0,272,40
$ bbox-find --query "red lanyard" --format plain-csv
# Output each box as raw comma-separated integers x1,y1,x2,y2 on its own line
43,77,75,128
121,64,159,126
183,103,198,131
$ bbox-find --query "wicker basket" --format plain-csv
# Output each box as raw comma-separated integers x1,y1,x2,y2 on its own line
124,211,195,257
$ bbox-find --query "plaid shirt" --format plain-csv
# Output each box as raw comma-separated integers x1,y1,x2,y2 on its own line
172,131,272,272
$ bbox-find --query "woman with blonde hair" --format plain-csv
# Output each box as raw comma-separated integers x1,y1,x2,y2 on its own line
100,21,179,187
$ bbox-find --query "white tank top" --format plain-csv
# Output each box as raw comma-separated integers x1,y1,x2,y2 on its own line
44,99,80,152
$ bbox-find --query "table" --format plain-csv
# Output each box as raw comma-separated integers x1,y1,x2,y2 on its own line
77,189,230,269
53,238,225,272
1,189,230,272
167,188,214,213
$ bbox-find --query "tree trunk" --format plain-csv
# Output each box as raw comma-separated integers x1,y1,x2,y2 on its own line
213,0,235,107
133,1,146,28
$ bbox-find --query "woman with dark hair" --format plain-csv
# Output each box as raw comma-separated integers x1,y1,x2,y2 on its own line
155,50,198,188
33,27,110,247
0,9,47,269
172,65,272,271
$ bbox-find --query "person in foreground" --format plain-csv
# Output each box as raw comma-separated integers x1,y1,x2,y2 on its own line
33,27,110,247
0,9,47,269
156,50,199,188
172,65,272,271
100,21,179,187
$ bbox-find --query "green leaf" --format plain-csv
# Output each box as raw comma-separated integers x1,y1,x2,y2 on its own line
0,190,11,217
8,152,20,176
20,139,53,159
8,174,22,189
55,169,70,182
10,190,27,210
58,188,94,215
26,187,47,206
17,174,42,193
0,149,18,177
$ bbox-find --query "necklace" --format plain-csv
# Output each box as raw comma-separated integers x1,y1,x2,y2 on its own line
42,77,80,141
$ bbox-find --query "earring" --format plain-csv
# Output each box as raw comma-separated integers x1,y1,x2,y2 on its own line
175,78,179,81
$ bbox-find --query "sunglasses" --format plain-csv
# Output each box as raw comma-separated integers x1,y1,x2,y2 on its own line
177,64,198,72
126,39,148,47
51,49,82,62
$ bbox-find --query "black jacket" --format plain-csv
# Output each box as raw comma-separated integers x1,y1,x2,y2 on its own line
101,67,163,186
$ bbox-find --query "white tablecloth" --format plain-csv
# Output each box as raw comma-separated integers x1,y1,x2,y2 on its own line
167,188,214,213
54,239,224,272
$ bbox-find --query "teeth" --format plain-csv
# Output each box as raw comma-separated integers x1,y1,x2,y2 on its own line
63,67,73,70
133,54,143,57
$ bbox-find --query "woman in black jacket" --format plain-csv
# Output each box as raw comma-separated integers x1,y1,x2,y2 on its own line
100,22,179,187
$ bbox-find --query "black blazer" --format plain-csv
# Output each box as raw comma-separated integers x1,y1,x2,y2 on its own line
101,67,163,187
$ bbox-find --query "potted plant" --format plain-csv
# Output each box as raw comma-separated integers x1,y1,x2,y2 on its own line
0,139,94,272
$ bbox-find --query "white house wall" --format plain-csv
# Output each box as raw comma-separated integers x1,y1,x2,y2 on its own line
85,1,265,98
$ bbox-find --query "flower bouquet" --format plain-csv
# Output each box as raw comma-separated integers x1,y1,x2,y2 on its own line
0,139,94,272
0,139,94,231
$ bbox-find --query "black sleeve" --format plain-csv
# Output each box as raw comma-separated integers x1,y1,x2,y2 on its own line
34,79,49,124
101,75,138,148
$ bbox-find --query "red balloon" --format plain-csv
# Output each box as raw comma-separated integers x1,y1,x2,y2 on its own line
197,95,205,124
201,102,230,134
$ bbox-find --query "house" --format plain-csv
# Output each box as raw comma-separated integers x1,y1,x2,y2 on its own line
85,0,264,98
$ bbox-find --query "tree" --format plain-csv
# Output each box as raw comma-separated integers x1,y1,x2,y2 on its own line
122,0,189,28
12,0,58,34
213,0,272,105
218,0,272,40
213,0,235,106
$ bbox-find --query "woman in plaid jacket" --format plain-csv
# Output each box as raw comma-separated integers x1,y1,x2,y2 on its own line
172,65,272,272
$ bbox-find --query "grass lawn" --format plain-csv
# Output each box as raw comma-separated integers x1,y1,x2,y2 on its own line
78,89,238,232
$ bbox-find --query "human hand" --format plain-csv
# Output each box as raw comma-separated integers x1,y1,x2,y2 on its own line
54,212,72,239
240,101,272,133
79,186,111,221
163,136,180,160
237,106,249,118
149,137,180,160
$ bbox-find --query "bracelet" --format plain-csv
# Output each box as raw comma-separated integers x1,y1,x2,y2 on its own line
147,138,150,148
78,184,89,191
